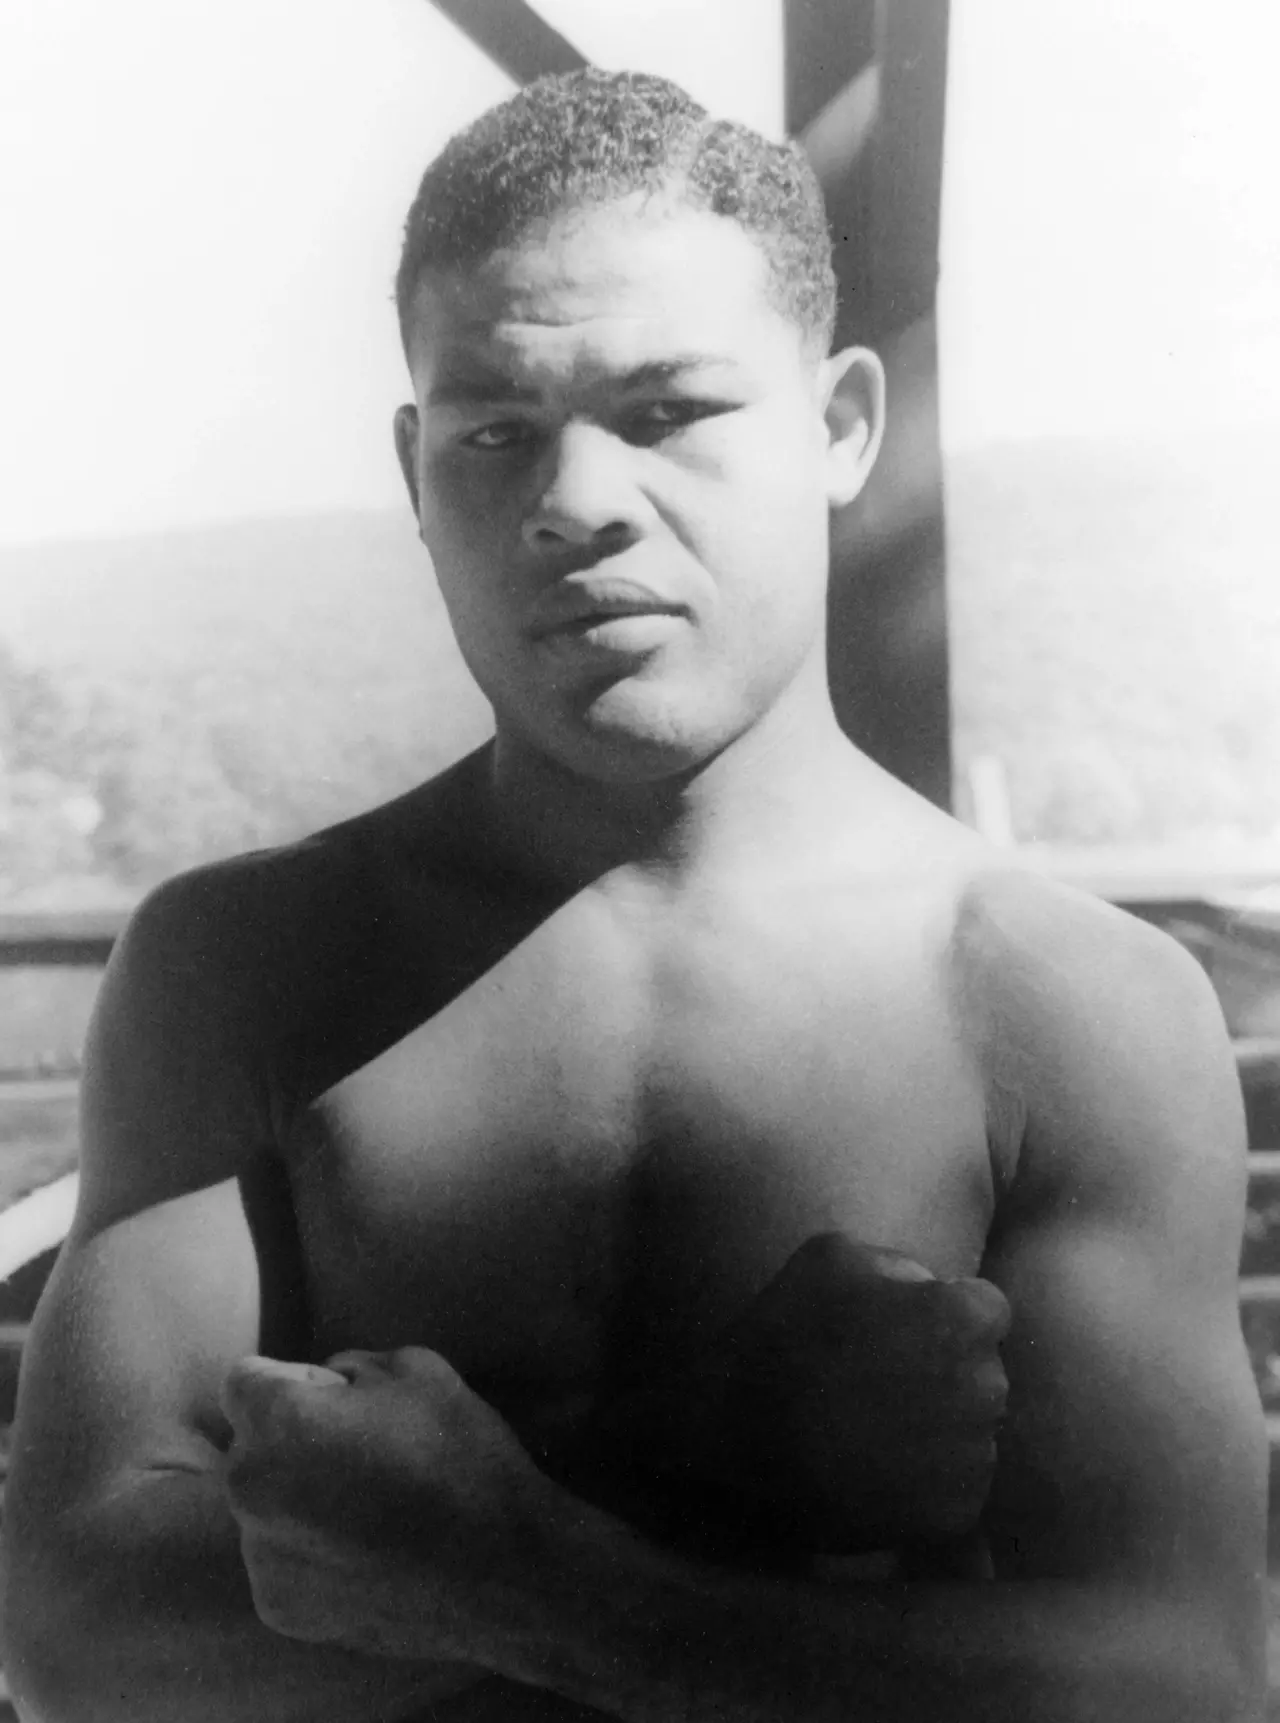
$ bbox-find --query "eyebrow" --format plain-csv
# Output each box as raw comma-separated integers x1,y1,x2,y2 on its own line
426,356,738,409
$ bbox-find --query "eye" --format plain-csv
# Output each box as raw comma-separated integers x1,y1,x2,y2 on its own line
460,420,537,453
645,400,708,429
623,399,733,444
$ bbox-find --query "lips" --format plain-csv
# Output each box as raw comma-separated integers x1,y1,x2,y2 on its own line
526,577,688,640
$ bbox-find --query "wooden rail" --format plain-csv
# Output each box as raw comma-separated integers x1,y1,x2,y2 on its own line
2,885,1280,1431
0,908,123,968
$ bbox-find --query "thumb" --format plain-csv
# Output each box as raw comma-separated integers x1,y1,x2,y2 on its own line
863,1246,935,1284
237,1356,350,1388
780,1233,936,1286
221,1355,348,1430
716,1235,936,1352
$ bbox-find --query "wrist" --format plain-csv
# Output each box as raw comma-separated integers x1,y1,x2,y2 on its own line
491,1485,656,1697
415,1462,604,1684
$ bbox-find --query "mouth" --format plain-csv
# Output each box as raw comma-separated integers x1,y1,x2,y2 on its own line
526,579,689,641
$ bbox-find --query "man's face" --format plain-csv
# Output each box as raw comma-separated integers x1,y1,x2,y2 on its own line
397,199,873,782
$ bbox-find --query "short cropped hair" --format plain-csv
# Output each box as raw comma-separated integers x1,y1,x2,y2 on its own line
395,69,837,359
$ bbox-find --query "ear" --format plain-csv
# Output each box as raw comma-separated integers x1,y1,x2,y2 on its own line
819,346,885,509
393,403,424,523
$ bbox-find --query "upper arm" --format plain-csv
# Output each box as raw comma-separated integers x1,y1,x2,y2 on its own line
10,874,293,1525
960,877,1266,1635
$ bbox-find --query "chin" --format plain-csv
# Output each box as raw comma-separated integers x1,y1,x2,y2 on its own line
561,727,713,787
551,684,738,784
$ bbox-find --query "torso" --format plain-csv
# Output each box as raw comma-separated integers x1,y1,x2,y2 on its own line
209,757,1009,1719
236,763,998,1448
286,861,995,1432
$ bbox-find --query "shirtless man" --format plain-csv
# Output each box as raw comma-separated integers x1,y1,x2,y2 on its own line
0,70,1266,1722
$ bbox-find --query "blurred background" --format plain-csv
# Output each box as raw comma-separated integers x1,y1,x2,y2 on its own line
2,0,1280,1699
2,0,1279,913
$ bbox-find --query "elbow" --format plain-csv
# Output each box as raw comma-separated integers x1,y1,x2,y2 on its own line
1210,1634,1268,1723
1012,1587,1266,1723
0,1527,93,1723
1166,1654,1266,1723
2,1619,82,1723
1205,1577,1269,1723
0,1501,148,1723
1133,1601,1267,1723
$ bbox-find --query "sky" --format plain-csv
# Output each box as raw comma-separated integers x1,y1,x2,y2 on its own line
2,0,1279,545
939,0,1280,452
0,0,779,547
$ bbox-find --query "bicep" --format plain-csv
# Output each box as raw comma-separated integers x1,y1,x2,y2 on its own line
11,878,291,1516
985,1210,1264,1597
18,1178,264,1501
974,897,1266,1612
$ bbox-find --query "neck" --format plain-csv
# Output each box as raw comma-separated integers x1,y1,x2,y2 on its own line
478,669,872,892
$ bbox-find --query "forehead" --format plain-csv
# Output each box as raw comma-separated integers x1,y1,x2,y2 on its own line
404,202,803,391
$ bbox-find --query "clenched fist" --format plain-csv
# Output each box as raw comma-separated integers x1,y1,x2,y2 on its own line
220,1347,560,1664
585,1233,1010,1556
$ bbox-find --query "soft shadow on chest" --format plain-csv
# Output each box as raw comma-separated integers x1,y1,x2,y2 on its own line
286,918,648,1381
283,923,993,1391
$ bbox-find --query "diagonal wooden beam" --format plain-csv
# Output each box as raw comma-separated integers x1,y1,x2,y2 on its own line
783,0,877,142
427,0,587,86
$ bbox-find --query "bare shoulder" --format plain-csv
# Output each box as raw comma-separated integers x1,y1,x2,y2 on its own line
100,758,475,1017
944,863,1245,1213
96,812,377,1051
949,861,1223,1035
79,766,473,1216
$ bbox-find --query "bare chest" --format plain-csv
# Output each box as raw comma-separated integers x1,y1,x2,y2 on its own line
283,893,993,1417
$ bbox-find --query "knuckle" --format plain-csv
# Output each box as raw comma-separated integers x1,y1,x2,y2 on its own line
905,1280,951,1336
321,1349,375,1381
220,1360,262,1422
930,1487,987,1535
242,1538,326,1641
967,1431,1000,1481
945,1357,1008,1424
789,1231,867,1279
388,1346,460,1397
970,1358,1010,1419
250,1575,301,1637
928,1427,998,1485
222,1358,297,1433
429,1350,467,1394
223,1450,275,1519
392,1344,448,1374
947,1278,1012,1343
927,1452,996,1533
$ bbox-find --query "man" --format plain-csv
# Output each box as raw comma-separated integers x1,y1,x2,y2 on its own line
0,69,1266,1722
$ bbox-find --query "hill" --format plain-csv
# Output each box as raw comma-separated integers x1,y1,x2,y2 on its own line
947,434,1280,844
0,510,490,898
0,431,1277,901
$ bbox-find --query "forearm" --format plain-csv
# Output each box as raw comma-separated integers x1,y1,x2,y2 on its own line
495,1503,1255,1723
2,1469,484,1723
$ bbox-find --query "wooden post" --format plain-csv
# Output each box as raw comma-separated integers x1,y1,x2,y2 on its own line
785,0,953,809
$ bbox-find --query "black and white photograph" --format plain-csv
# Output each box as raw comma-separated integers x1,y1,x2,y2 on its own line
1,3,1279,1717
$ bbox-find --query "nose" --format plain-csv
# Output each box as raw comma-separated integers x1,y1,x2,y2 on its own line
521,421,644,554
